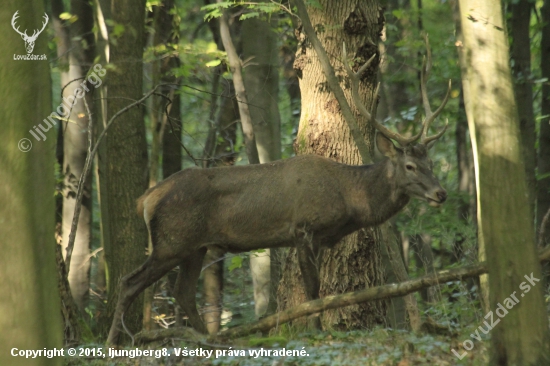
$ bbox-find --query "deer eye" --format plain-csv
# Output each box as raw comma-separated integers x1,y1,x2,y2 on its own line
406,164,416,171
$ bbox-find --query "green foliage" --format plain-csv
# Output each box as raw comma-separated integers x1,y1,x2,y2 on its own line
248,336,287,347
201,1,285,22
228,254,244,271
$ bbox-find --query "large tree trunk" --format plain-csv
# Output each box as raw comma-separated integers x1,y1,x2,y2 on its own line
458,0,549,363
538,0,550,247
242,11,283,319
0,1,63,364
277,0,387,330
98,0,149,338
58,0,95,313
510,0,536,222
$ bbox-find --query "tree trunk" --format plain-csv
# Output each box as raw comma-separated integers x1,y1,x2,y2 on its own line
242,11,283,319
98,0,149,338
538,0,550,247
143,0,182,333
458,0,549,363
277,0,387,330
510,0,536,222
452,0,489,313
454,87,476,258
0,1,63,364
58,0,95,313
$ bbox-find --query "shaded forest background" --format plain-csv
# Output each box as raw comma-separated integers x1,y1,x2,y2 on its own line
1,0,550,365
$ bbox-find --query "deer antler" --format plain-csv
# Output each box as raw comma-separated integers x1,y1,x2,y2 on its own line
11,11,27,38
343,35,451,147
419,34,451,145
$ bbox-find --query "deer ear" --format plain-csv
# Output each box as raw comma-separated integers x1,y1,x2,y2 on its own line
376,133,400,159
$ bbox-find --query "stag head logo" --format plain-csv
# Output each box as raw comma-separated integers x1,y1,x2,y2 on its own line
11,11,49,54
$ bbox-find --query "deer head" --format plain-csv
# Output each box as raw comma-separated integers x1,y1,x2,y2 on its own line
343,35,451,207
11,11,49,54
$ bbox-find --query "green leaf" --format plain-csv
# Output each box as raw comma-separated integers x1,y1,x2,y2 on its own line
112,24,125,38
205,59,222,67
60,12,78,23
228,255,243,271
240,12,260,20
201,2,233,21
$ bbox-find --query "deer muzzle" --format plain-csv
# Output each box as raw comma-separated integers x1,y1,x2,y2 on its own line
426,189,447,207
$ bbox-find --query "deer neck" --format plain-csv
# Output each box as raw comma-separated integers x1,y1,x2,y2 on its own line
349,159,410,227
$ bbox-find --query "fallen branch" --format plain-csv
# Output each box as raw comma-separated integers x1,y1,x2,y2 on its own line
220,245,550,338
132,246,550,344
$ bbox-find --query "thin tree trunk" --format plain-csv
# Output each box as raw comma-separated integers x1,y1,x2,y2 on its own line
0,1,63,364
242,10,283,319
201,82,239,333
217,2,260,165
99,0,149,338
277,0,387,330
458,0,549,363
58,0,95,313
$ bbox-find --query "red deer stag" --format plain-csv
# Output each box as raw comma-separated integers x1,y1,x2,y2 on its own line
107,39,450,345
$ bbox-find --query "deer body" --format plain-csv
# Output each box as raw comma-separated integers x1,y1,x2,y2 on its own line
106,136,446,345
107,37,450,345
141,154,409,256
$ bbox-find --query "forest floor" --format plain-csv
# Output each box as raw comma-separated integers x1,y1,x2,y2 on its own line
63,326,489,366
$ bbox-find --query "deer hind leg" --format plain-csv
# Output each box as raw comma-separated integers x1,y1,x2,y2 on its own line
296,238,322,330
106,253,181,345
173,247,208,334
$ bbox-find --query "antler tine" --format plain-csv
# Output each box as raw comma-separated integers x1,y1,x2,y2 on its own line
342,43,420,147
418,34,452,145
422,118,449,145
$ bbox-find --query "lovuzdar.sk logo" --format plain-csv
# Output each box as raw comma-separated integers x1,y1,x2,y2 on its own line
11,10,48,61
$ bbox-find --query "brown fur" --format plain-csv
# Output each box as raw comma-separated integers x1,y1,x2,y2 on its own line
136,178,176,222
107,136,447,345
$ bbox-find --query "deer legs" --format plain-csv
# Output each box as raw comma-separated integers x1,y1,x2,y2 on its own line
106,254,181,345
296,239,322,330
172,248,208,334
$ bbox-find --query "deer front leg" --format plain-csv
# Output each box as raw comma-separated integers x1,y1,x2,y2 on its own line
296,240,322,330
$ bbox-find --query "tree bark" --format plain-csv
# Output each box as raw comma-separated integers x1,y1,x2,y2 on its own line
538,0,550,248
277,0,387,330
57,0,95,314
510,0,536,222
458,0,549,363
217,2,260,165
98,0,149,338
0,1,63,364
